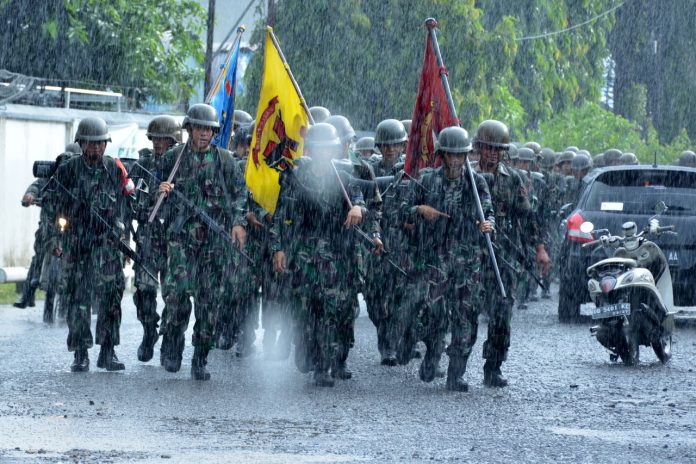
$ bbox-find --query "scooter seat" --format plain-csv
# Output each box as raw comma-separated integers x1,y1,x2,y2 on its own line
587,257,638,276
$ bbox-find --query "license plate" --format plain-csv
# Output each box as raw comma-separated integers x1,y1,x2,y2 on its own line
591,302,631,320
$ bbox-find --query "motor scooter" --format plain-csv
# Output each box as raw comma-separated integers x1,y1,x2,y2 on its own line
580,205,676,365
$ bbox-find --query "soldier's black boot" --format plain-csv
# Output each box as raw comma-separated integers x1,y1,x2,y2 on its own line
13,281,38,308
163,329,185,373
70,349,89,372
419,349,442,383
190,347,211,381
483,359,508,388
43,291,55,324
331,350,353,380
97,344,125,371
314,365,335,387
137,323,159,362
446,357,469,392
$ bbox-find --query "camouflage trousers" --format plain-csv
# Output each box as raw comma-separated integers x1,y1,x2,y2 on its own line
479,249,515,363
133,223,168,326
291,258,356,373
60,236,125,351
161,237,225,350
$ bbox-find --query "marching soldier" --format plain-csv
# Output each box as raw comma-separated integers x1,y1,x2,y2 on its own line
474,120,550,387
406,127,495,390
49,117,134,372
128,115,181,362
157,104,248,381
271,123,382,386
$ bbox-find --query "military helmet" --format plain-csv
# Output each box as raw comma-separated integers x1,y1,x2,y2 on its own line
304,122,342,151
374,119,408,145
74,117,111,143
564,146,579,153
577,149,591,158
517,147,535,162
523,141,541,155
603,148,623,164
65,142,82,154
620,152,639,165
473,120,510,149
436,126,472,154
183,103,220,130
571,153,592,172
231,124,252,150
507,144,518,160
401,119,412,135
557,150,575,164
540,148,556,169
355,136,375,153
593,153,606,168
309,106,331,123
325,115,356,144
233,109,253,127
678,150,696,167
147,115,181,142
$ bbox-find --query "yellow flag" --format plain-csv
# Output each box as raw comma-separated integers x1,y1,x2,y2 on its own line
246,27,310,214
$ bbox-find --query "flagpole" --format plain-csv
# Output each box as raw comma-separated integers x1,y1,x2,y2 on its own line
425,17,507,298
267,26,315,124
205,25,245,104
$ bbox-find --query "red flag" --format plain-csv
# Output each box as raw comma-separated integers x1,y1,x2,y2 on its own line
404,33,459,176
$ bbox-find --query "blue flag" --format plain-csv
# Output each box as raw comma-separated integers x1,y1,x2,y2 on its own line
207,38,241,149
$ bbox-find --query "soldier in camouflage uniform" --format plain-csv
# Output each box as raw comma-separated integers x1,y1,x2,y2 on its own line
405,127,495,391
271,123,382,387
14,144,79,311
474,120,551,387
563,152,592,207
49,117,134,372
360,119,410,366
158,104,248,381
127,115,181,363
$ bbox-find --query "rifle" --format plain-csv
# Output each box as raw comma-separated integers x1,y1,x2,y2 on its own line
48,176,159,282
495,231,547,290
329,160,409,278
133,162,254,264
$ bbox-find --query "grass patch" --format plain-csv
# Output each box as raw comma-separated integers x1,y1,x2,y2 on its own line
0,283,45,305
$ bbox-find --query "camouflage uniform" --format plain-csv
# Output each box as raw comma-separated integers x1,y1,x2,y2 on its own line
406,166,494,383
50,154,130,356
271,160,377,382
475,161,541,374
158,143,247,370
128,148,171,360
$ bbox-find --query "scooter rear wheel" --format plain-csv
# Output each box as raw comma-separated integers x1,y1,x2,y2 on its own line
652,333,672,363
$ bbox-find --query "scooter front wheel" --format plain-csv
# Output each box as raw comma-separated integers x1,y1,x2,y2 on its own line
619,325,640,366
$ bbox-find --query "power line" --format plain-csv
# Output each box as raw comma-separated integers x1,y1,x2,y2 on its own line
515,1,626,42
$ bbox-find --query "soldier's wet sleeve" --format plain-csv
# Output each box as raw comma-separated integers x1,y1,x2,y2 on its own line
513,170,543,246
269,178,291,254
24,178,45,199
475,173,496,226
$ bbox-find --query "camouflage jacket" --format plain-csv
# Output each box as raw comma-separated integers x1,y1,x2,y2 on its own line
159,143,247,244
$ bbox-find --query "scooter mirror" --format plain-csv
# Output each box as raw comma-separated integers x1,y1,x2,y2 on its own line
654,201,668,215
580,221,594,234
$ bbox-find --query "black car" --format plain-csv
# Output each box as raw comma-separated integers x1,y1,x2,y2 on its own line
557,165,696,322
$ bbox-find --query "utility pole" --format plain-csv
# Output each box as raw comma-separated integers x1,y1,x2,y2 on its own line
204,0,216,98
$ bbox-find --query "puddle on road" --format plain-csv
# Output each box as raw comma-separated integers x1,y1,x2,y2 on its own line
549,426,696,446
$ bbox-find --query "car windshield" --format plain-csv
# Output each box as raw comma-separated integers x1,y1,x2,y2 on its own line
585,169,696,215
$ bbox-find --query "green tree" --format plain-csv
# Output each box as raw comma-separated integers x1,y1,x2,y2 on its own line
610,0,696,143
0,0,206,104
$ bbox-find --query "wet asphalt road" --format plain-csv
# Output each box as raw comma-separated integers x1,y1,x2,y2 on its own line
0,287,695,464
